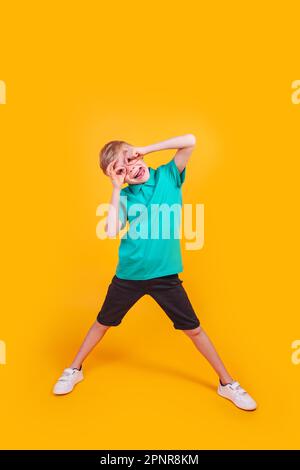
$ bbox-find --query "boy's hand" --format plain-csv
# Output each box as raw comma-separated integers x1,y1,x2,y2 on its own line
106,161,126,189
125,146,145,166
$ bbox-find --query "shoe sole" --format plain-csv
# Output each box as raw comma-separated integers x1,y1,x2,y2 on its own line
53,375,84,396
217,389,257,411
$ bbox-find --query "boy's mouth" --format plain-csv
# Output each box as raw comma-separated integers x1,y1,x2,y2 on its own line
133,167,145,180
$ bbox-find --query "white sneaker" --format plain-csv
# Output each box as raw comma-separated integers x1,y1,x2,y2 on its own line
53,368,84,395
217,380,257,411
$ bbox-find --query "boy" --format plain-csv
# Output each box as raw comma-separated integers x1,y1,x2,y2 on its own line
53,134,257,411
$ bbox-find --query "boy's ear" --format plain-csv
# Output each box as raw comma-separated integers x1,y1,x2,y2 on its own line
106,160,115,177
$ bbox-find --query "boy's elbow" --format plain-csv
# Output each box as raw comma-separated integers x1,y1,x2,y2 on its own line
187,134,196,146
106,228,119,238
105,223,119,238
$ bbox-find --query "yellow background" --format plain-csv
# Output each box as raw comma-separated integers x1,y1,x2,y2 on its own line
0,0,299,450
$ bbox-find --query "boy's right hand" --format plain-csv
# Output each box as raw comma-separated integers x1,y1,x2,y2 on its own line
125,147,145,166
106,161,126,189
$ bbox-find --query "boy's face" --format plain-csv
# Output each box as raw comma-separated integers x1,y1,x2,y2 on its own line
109,144,150,185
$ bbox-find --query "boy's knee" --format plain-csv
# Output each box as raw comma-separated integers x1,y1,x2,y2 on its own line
95,320,111,332
182,325,202,338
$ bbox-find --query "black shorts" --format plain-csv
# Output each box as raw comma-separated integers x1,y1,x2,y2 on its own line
96,274,200,330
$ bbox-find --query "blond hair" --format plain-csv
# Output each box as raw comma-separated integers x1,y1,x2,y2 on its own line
99,140,131,174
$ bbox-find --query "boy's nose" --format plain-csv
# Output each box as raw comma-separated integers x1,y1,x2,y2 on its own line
125,164,136,176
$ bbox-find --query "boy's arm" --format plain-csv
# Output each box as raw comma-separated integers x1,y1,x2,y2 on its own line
105,187,123,238
105,162,126,238
133,134,196,173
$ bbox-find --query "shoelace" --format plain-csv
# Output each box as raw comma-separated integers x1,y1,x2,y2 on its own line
58,370,75,382
229,381,247,395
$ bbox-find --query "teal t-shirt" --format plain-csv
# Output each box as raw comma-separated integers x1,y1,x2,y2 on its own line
115,159,186,280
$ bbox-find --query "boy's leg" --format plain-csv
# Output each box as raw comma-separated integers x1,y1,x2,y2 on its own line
70,275,145,369
70,321,110,370
148,275,257,410
53,321,111,394
53,276,145,395
148,274,233,384
182,326,233,385
183,326,257,410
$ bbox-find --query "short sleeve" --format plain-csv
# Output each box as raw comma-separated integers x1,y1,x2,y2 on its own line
160,158,186,187
119,192,128,229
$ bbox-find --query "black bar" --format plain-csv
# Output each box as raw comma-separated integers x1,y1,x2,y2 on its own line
0,450,299,465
